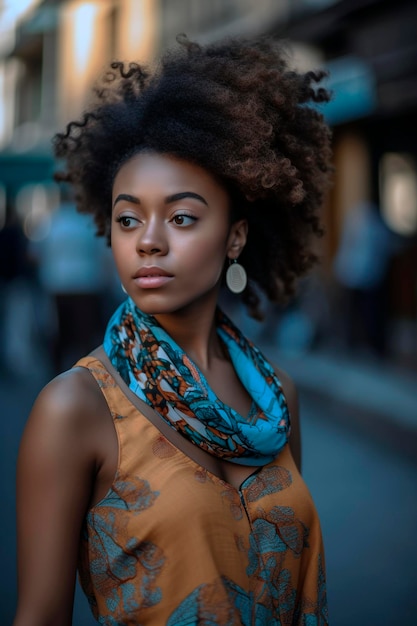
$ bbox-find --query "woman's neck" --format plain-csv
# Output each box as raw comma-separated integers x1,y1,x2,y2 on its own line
154,298,225,371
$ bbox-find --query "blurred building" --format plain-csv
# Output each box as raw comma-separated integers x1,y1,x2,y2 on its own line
0,0,289,228
277,0,417,366
0,0,416,366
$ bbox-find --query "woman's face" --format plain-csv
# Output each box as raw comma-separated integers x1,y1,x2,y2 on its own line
111,152,247,316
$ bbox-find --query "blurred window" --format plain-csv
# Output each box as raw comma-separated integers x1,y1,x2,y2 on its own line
72,2,97,74
380,153,417,236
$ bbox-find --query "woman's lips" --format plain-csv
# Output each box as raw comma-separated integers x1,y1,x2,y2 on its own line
133,267,174,289
134,275,174,288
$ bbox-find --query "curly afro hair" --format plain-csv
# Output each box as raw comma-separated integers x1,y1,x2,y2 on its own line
54,35,332,318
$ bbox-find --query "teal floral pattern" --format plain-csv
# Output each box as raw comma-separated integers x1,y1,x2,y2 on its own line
79,476,164,623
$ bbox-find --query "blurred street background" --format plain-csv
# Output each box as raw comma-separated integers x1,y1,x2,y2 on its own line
0,0,416,624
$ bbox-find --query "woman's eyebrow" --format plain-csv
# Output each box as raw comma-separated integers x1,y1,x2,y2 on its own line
165,191,208,206
113,193,140,208
113,191,208,208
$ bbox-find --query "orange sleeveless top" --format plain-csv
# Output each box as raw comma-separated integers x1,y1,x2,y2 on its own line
76,355,328,625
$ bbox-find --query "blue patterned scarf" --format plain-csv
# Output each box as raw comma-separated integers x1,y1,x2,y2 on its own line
103,298,290,465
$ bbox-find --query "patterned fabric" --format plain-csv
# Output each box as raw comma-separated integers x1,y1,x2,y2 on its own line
76,356,329,626
103,298,290,466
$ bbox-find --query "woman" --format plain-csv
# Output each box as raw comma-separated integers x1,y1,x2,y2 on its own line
14,35,332,625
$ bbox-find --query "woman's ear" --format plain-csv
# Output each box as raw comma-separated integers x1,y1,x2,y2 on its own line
227,219,248,259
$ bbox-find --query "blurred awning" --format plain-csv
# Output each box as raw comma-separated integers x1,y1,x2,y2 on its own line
320,56,377,125
0,151,55,195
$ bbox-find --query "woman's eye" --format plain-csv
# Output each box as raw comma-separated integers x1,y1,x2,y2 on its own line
172,214,196,226
116,215,137,228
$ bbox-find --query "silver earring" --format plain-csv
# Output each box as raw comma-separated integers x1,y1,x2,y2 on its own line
121,283,127,294
226,259,247,294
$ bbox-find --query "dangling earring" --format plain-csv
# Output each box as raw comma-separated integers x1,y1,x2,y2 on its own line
226,258,247,294
121,283,128,294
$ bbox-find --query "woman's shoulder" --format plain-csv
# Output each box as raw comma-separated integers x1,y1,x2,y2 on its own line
28,364,109,437
18,363,115,491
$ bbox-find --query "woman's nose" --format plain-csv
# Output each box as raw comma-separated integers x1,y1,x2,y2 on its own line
136,218,168,256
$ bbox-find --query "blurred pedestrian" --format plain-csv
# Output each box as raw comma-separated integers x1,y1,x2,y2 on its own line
30,191,110,373
14,35,332,625
334,201,397,357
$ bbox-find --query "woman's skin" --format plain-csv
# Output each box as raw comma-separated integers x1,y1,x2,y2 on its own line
13,152,300,626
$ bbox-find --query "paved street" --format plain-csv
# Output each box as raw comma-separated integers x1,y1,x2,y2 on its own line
1,361,416,625
300,389,417,626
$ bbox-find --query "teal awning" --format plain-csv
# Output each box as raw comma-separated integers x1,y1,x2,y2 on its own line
0,151,55,196
319,55,377,126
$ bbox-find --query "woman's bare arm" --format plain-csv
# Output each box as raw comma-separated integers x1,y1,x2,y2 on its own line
274,366,302,473
13,367,113,626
